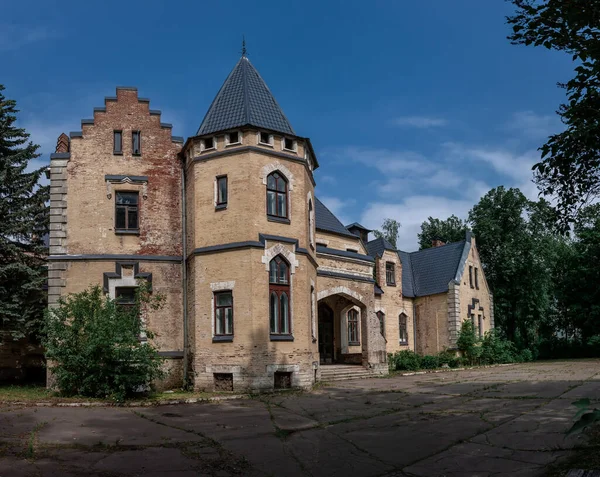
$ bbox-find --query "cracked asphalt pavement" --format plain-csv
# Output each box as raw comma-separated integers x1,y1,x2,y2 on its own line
1,360,599,477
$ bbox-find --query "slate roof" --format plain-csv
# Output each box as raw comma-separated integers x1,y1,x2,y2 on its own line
314,197,357,238
346,222,371,232
197,56,295,136
366,236,396,258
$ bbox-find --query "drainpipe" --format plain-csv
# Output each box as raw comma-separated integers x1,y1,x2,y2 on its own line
181,160,189,387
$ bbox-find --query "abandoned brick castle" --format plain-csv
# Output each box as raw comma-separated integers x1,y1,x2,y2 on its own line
47,53,494,391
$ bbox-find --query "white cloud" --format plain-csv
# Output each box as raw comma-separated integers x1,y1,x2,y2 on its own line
327,146,432,175
506,111,561,139
360,196,474,252
0,25,55,52
392,116,448,128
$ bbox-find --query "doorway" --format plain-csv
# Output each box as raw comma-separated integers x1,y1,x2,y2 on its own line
318,304,334,364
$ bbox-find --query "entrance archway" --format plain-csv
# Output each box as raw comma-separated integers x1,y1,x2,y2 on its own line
318,303,334,364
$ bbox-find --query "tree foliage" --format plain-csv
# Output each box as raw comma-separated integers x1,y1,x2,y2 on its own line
0,84,49,341
373,218,400,248
507,0,600,230
43,284,165,401
417,215,469,249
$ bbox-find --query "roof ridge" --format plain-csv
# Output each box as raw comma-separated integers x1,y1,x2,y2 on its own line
241,57,251,125
407,239,466,256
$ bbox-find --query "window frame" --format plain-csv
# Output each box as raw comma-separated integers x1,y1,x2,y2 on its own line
386,262,396,286
115,191,140,233
132,130,141,156
308,199,315,249
113,130,123,155
259,131,273,146
269,256,292,337
469,265,474,288
478,314,483,338
216,175,228,208
399,313,409,345
475,267,479,290
226,131,241,146
214,290,234,337
282,137,297,152
377,311,385,338
115,286,137,309
201,136,216,152
266,172,289,220
347,309,360,345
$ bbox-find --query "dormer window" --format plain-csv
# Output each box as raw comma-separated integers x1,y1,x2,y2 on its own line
259,132,273,146
201,137,215,151
226,131,241,146
283,137,296,152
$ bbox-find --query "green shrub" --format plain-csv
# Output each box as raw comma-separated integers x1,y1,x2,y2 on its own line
389,350,421,371
480,329,518,364
519,349,533,362
438,350,461,368
457,319,482,365
43,284,166,402
420,355,440,369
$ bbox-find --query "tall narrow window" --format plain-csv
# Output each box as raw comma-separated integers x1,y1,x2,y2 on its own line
132,131,141,155
216,175,228,207
478,314,483,338
399,313,408,345
266,172,288,219
386,262,396,286
377,311,385,338
469,266,474,288
475,267,479,290
269,256,291,335
214,291,233,336
308,199,314,248
115,191,139,231
113,130,122,154
348,309,360,345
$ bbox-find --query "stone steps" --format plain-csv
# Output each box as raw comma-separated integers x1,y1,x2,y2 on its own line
319,365,375,382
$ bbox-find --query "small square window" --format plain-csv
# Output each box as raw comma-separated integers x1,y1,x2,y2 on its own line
227,131,240,145
203,137,215,151
214,373,233,391
283,137,295,151
216,175,228,207
274,371,292,389
259,132,272,145
115,287,137,315
132,131,141,155
113,131,122,154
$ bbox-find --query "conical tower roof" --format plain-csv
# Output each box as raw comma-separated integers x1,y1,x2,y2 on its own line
197,56,295,136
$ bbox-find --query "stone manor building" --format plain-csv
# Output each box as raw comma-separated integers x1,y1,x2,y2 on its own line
47,53,494,391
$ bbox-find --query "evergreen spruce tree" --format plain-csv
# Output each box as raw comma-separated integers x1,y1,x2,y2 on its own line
0,84,49,341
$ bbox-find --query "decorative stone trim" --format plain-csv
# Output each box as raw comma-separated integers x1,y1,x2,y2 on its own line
317,286,364,305
48,152,69,308
260,162,295,191
317,265,373,280
210,281,235,291
489,293,495,329
261,243,299,274
102,261,152,294
105,175,148,199
447,280,461,347
310,278,316,341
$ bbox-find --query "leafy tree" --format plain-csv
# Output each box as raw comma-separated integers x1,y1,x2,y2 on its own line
507,0,600,230
457,319,481,365
417,215,469,249
373,218,400,248
0,84,49,341
43,284,165,401
469,187,557,345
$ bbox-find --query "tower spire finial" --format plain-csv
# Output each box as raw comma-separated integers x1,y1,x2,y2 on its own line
241,35,247,57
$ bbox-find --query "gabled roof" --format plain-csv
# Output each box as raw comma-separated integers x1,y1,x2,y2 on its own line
197,56,295,136
366,236,396,258
314,197,357,238
346,222,372,232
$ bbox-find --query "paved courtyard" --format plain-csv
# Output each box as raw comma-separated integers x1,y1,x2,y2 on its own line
1,360,599,477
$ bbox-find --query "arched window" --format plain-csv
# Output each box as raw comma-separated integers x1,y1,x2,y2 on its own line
267,172,288,219
399,313,408,345
348,309,360,345
377,311,385,338
269,255,290,334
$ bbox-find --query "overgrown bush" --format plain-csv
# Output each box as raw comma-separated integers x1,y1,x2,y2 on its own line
388,350,421,371
438,350,462,368
457,319,482,365
420,355,440,369
480,329,518,364
43,284,165,401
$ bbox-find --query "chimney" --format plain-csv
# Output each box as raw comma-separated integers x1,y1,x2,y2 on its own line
431,238,446,248
55,133,70,153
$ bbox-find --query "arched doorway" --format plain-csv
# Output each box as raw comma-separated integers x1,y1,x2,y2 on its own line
318,303,334,364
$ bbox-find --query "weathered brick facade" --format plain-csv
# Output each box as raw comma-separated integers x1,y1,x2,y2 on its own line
47,56,493,392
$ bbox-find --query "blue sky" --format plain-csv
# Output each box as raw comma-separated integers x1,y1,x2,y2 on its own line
3,0,571,250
